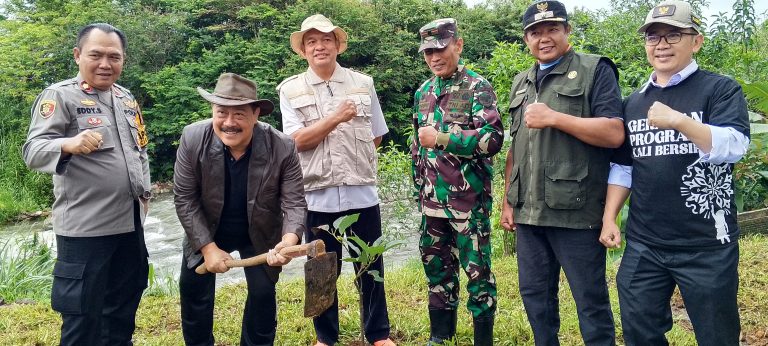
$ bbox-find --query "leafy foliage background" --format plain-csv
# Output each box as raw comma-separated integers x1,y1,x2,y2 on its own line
0,0,766,216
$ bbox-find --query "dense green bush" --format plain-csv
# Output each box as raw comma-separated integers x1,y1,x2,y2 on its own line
1,0,766,220
0,234,54,303
0,99,52,221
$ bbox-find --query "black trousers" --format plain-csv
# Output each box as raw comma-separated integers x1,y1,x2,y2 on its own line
618,240,740,346
516,224,615,346
52,205,148,346
305,205,391,345
179,236,277,346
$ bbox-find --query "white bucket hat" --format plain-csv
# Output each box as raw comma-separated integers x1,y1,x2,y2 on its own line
290,14,348,56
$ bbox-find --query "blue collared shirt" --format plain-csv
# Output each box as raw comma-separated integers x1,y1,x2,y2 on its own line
609,60,750,188
539,56,563,70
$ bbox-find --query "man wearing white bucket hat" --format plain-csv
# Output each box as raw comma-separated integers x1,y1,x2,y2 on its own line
277,14,394,346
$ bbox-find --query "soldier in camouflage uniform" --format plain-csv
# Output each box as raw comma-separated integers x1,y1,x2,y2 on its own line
410,18,503,346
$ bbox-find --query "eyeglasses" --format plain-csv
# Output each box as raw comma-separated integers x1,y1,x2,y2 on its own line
644,32,698,46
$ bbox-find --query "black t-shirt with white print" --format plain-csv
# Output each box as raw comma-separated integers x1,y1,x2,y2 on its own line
614,69,750,250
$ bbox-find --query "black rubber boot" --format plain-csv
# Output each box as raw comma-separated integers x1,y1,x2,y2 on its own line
473,314,494,346
427,309,457,345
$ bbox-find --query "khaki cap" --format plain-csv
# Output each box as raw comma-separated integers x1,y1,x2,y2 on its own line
290,14,348,56
638,0,703,33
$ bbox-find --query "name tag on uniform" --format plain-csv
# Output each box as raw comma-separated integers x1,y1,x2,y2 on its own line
418,99,432,115
444,90,472,123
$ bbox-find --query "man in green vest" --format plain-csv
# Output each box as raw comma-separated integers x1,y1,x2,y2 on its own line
500,1,625,345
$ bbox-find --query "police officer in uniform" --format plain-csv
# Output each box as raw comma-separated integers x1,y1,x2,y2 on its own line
23,23,151,346
411,18,504,346
500,1,624,345
277,14,394,346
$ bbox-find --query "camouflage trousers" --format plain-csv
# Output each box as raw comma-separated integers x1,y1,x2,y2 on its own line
419,214,497,318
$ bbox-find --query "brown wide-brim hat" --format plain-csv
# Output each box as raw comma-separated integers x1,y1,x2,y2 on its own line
289,14,348,57
197,73,274,115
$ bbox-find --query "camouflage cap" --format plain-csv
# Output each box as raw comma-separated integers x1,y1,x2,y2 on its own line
638,0,703,33
522,1,568,31
418,18,458,53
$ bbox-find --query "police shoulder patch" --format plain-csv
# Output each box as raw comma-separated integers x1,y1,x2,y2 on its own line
38,100,56,119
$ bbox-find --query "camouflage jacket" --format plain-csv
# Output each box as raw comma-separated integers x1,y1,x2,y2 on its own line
410,61,504,219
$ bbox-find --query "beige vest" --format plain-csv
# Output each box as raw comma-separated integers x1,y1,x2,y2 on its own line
278,67,378,191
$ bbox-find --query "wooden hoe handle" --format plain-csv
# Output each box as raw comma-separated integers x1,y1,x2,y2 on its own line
194,240,324,275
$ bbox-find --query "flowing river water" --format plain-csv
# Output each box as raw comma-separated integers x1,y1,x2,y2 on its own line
0,193,422,286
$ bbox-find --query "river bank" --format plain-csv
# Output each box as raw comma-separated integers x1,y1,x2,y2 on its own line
3,234,768,345
0,191,421,288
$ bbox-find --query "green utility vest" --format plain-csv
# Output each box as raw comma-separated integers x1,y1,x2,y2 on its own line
506,50,618,230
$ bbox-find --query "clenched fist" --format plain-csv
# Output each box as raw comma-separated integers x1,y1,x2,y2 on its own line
524,102,558,129
647,101,684,129
333,99,357,123
61,129,103,155
418,126,438,148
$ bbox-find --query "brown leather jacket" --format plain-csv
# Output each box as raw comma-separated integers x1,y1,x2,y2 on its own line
174,119,306,281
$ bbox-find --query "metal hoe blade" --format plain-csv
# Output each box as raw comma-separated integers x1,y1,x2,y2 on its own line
303,251,337,318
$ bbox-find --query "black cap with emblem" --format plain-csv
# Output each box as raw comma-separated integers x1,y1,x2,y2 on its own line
522,1,568,31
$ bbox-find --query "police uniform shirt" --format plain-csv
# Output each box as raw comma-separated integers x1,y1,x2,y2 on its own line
23,74,151,237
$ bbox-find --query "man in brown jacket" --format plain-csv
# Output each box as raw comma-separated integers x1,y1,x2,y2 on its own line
174,73,307,346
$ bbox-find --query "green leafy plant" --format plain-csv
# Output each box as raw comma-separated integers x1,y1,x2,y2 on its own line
735,132,768,212
0,233,54,303
314,213,404,345
144,263,179,297
734,80,768,212
741,81,768,115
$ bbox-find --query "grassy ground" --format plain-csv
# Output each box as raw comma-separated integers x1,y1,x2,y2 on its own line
1,235,767,345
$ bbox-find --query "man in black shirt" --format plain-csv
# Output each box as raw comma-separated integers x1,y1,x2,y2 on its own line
501,1,624,344
601,1,749,345
174,73,307,345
